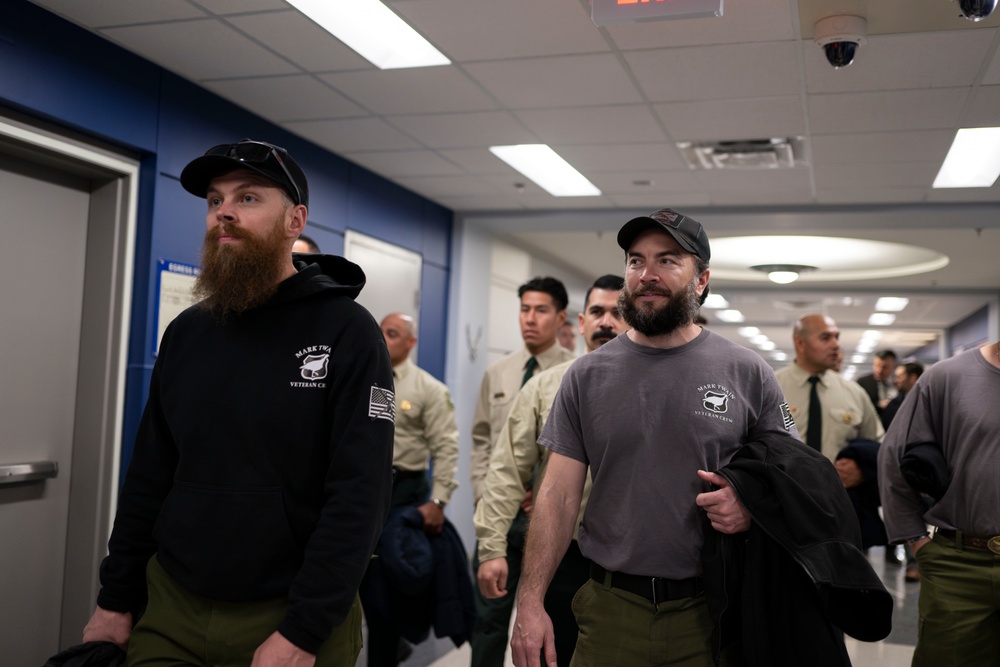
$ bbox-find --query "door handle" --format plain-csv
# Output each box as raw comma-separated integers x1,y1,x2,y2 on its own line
0,461,59,485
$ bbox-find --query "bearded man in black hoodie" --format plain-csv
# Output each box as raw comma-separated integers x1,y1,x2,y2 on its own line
82,140,395,667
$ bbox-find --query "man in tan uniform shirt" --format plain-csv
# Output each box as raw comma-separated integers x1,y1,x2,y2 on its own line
470,276,575,667
362,312,459,666
475,275,625,667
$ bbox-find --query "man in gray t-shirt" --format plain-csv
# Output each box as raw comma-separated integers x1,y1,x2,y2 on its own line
510,209,794,667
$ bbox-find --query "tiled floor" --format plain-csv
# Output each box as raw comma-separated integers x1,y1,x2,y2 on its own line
366,545,919,667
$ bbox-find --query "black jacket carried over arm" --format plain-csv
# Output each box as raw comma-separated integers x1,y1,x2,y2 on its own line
96,255,395,654
702,432,892,667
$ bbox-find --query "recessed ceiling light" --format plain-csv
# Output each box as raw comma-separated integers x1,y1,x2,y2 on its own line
489,145,601,197
868,313,896,326
738,326,760,337
851,354,866,364
758,341,776,351
716,309,746,323
703,293,730,309
934,127,1000,188
772,351,788,361
750,334,769,345
874,297,909,312
287,0,450,69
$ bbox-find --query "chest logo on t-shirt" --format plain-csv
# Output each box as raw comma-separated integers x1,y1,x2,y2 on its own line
291,345,332,388
695,384,735,423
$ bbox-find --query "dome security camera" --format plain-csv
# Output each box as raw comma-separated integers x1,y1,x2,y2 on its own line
956,0,998,21
814,15,868,69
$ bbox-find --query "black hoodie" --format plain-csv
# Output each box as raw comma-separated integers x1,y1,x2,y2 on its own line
97,255,395,654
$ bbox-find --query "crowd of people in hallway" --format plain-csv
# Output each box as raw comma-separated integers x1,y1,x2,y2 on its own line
64,140,998,667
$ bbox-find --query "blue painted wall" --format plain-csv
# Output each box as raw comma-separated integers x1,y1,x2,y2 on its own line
2,0,454,476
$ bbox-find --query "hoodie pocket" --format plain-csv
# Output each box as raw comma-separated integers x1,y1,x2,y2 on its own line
153,481,301,600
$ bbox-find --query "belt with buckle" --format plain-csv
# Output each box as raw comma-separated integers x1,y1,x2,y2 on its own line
936,528,1000,555
590,563,703,605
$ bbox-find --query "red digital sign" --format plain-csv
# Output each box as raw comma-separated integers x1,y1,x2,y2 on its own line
592,0,723,26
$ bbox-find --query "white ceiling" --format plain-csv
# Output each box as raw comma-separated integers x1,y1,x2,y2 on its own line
29,0,1000,369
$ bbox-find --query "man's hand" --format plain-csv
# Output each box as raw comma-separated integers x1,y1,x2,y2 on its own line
910,535,932,556
416,501,445,536
835,458,863,488
251,632,316,667
82,606,132,651
520,488,534,516
510,600,556,667
695,470,750,534
477,557,510,598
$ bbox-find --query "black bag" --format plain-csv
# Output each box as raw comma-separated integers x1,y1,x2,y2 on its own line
43,641,126,667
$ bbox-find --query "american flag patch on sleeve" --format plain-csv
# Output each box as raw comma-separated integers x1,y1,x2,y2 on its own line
369,385,396,422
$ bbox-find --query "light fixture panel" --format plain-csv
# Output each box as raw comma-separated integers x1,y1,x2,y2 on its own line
592,0,723,26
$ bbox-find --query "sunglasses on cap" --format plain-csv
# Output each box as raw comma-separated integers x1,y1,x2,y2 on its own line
204,140,303,206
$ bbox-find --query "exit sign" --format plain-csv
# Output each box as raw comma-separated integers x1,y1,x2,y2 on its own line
592,0,723,26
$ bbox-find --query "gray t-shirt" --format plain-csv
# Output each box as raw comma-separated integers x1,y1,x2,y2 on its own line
539,328,795,580
878,346,1000,541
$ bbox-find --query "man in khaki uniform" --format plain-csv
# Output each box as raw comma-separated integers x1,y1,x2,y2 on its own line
475,274,625,667
470,276,575,667
362,312,459,666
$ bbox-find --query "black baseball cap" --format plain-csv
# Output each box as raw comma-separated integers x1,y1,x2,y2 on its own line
617,208,710,262
180,139,309,207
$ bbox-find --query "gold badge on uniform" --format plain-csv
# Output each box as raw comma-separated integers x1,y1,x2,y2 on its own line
842,413,856,425
445,391,454,411
400,400,412,412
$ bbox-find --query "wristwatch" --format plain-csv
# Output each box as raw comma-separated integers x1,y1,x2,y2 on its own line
431,498,447,509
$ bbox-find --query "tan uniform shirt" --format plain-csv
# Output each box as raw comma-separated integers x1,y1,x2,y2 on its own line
392,357,459,504
775,363,884,461
474,359,592,562
470,343,575,501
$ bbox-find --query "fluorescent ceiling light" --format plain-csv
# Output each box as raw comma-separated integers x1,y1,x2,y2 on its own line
703,293,730,309
738,327,760,337
851,354,866,364
716,309,746,323
489,145,600,197
875,297,909,312
758,341,776,351
868,313,897,326
286,0,450,69
933,127,1000,188
771,351,788,361
750,334,769,345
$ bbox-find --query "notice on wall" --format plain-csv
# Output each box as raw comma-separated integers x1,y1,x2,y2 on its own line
155,259,199,356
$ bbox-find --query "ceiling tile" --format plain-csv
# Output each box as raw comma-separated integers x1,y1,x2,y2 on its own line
393,175,504,198
285,117,422,152
654,97,806,142
605,0,794,50
342,150,465,178
588,170,703,194
390,0,608,61
709,190,816,206
814,161,941,189
30,0,205,26
925,187,1000,202
809,130,955,164
226,10,371,72
808,88,968,134
319,68,499,115
816,189,928,204
625,42,801,102
695,167,814,193
101,19,298,80
608,192,713,208
514,105,666,145
464,54,643,109
387,111,536,149
203,75,365,122
805,31,992,93
436,194,528,211
193,0,287,13
963,85,1000,127
985,42,1000,85
556,143,688,172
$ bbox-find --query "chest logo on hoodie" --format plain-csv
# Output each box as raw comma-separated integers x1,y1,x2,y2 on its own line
292,345,332,388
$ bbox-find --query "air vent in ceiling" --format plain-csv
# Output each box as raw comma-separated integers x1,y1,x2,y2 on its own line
677,137,805,170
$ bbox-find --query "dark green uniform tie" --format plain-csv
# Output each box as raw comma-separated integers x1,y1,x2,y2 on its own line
807,375,823,452
521,356,538,387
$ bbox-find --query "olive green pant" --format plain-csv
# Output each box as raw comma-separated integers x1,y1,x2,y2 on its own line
569,578,731,667
127,557,362,666
913,533,1000,667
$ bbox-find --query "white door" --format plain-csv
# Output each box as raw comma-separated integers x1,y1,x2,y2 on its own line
344,230,422,352
0,154,91,664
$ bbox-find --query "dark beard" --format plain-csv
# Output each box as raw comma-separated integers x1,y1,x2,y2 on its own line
618,279,702,337
193,220,288,320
